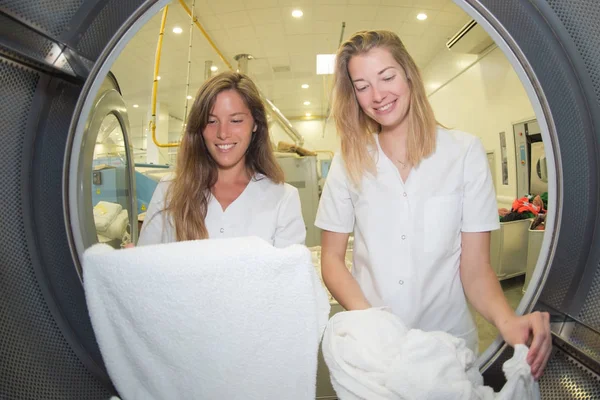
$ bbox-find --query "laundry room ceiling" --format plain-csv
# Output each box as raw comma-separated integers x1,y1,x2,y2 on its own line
110,0,472,137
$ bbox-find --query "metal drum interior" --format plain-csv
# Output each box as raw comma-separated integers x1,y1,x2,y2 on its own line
1,0,599,398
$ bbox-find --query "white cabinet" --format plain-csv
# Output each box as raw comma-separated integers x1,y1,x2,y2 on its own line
277,155,321,247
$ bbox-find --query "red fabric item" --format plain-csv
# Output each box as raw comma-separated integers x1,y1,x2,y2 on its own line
512,197,542,216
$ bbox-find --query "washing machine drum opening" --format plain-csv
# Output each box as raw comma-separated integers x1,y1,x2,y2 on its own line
1,0,600,399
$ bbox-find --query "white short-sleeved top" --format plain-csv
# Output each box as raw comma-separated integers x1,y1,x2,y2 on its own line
315,127,499,352
138,174,306,248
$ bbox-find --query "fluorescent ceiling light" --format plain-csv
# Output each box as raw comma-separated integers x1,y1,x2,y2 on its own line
186,95,193,100
292,9,303,18
456,59,472,69
133,104,139,108
316,54,335,75
156,76,161,80
305,113,311,117
301,84,309,89
173,26,183,34
303,101,311,106
210,65,218,72
417,13,427,21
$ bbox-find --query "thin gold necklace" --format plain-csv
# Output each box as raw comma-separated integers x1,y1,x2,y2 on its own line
395,158,409,169
379,134,409,169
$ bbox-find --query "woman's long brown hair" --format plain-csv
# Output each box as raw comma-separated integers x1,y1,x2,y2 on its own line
165,71,284,241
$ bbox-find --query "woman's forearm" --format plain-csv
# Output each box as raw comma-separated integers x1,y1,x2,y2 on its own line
322,254,370,310
462,261,515,328
460,232,516,330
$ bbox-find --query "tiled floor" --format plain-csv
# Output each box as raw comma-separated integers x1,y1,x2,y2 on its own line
471,274,525,353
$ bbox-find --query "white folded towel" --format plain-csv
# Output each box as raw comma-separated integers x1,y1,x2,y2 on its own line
83,236,330,400
322,308,540,400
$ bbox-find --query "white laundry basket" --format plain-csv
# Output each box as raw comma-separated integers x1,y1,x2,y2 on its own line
490,218,532,280
524,223,545,293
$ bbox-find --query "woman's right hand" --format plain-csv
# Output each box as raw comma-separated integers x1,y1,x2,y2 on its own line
123,243,135,249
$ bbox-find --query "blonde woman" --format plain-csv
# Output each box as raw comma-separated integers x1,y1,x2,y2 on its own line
139,71,305,248
315,30,551,378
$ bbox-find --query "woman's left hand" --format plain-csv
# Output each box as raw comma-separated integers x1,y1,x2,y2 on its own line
497,311,552,380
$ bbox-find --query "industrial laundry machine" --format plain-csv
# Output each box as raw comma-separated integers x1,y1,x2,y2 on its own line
1,1,600,398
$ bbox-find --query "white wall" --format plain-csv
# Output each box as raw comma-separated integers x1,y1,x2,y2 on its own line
129,114,183,166
93,143,123,159
146,103,171,165
425,47,536,206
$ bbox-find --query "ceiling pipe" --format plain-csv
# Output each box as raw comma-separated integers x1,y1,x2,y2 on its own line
177,0,304,146
234,53,304,146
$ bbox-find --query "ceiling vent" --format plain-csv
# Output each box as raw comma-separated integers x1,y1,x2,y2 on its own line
446,20,494,54
272,65,291,73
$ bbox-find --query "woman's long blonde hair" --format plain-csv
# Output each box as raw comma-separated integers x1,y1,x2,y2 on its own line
332,30,438,185
165,71,284,241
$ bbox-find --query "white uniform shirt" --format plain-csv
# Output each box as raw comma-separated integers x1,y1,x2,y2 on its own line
315,127,499,352
138,174,306,248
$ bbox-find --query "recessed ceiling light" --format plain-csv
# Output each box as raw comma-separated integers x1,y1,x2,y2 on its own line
186,95,193,100
172,26,183,34
210,65,218,72
156,76,161,80
417,13,428,21
303,101,310,106
292,9,303,18
301,84,309,89
305,113,311,117
133,104,139,108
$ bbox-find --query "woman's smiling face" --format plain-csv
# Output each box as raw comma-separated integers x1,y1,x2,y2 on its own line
348,47,411,131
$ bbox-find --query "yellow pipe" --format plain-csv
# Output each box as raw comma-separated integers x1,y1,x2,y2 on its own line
150,6,179,148
177,0,306,145
153,1,304,149
177,0,233,71
149,1,234,149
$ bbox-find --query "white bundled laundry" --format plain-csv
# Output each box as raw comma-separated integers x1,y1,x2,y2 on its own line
102,209,129,240
93,201,123,232
83,236,330,400
322,308,540,400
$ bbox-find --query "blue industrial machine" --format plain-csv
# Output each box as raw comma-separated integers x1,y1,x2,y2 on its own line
133,164,172,214
91,157,128,209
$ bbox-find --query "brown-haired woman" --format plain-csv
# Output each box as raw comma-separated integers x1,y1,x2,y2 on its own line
315,30,551,379
139,71,306,248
